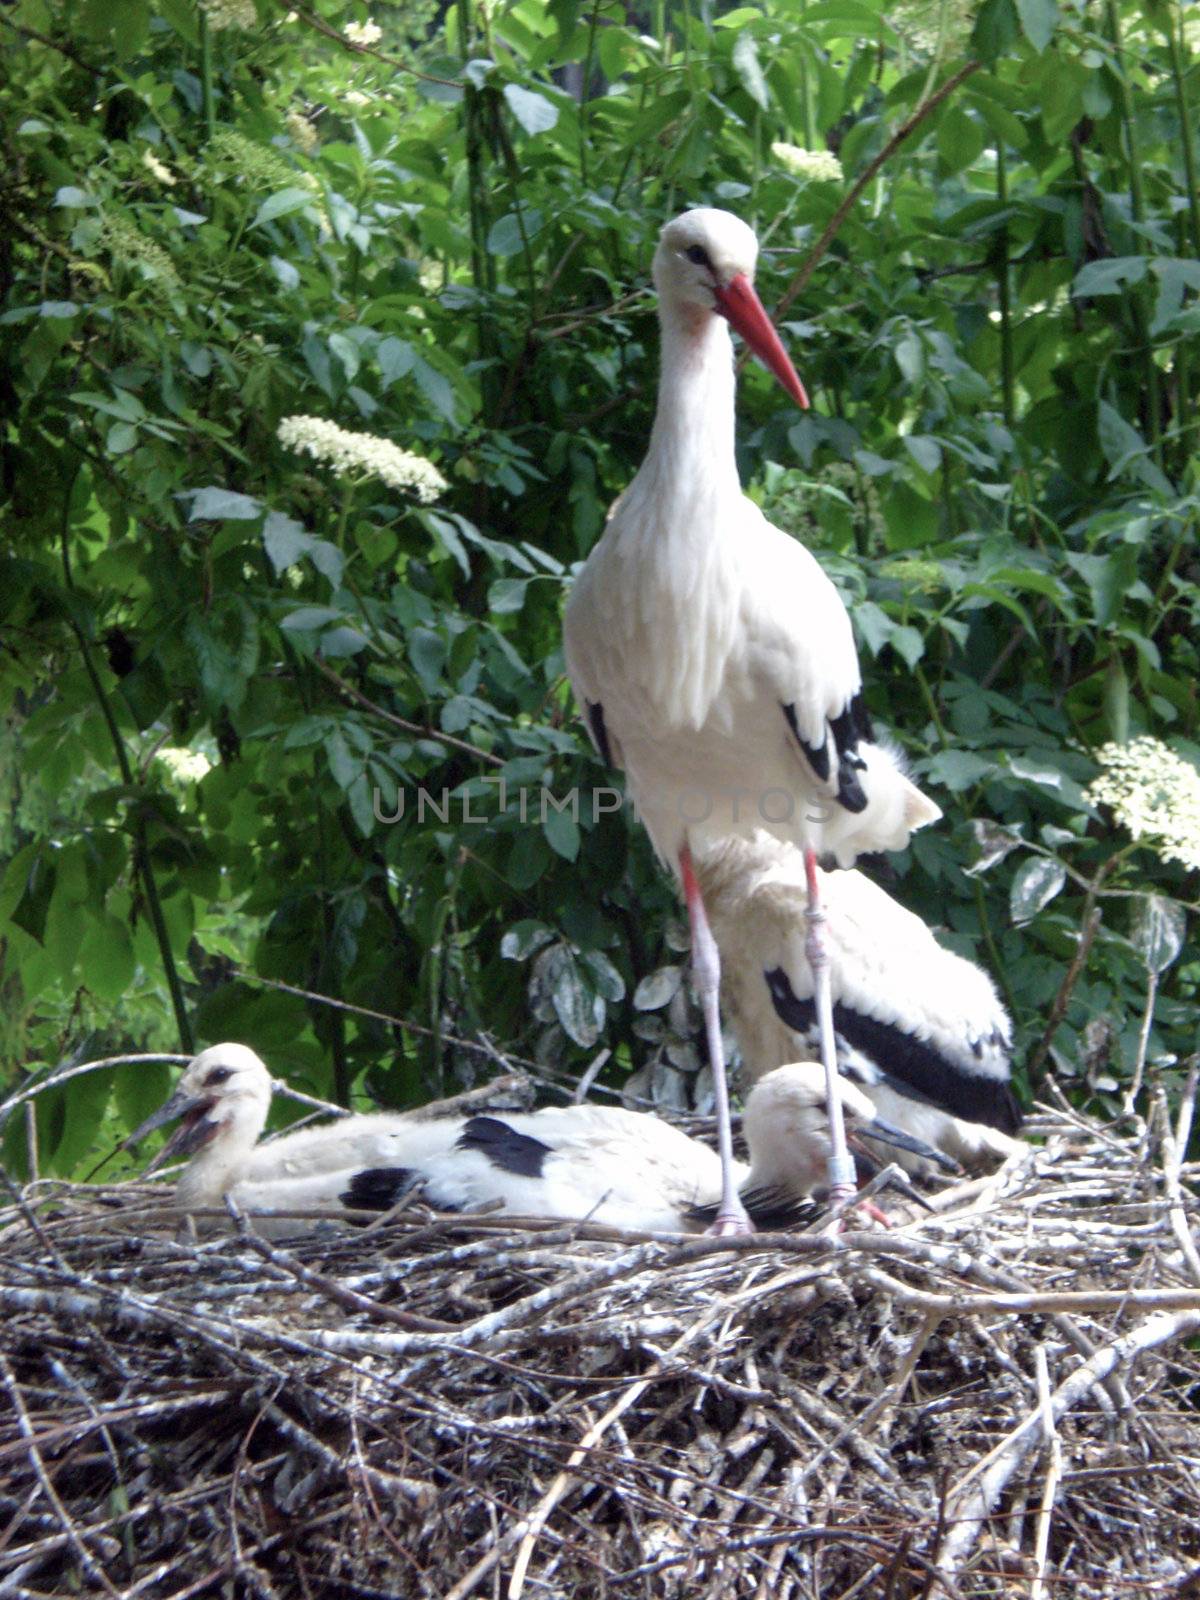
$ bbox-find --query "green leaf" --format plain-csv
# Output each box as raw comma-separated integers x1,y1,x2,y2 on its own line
1096,402,1148,478
409,627,447,691
488,577,529,613
1015,0,1058,51
550,951,604,1046
9,848,56,944
1072,257,1147,297
189,487,261,522
1130,895,1186,974
1065,549,1138,627
253,186,320,227
732,32,770,109
412,356,458,422
503,84,558,135
262,511,310,573
501,919,555,960
937,107,984,174
378,337,416,389
894,335,924,385
281,605,341,632
420,510,471,576
324,728,361,789
633,965,683,1010
904,434,942,473
965,820,1023,877
542,800,580,861
107,421,138,454
487,212,536,257
79,913,135,1001
1010,856,1066,924
1007,759,1088,808
319,625,368,657
972,0,1018,65
578,949,625,1003
928,749,993,792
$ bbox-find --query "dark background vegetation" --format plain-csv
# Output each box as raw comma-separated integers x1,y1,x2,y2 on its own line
1,0,1197,1173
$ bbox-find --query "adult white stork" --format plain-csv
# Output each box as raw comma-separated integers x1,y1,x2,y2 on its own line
564,207,942,1229
697,833,1022,1170
124,1043,953,1234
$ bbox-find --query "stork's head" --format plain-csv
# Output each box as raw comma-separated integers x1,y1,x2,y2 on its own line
653,208,808,408
743,1061,958,1198
124,1042,272,1175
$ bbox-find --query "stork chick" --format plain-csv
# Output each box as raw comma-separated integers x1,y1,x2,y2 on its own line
697,832,1022,1170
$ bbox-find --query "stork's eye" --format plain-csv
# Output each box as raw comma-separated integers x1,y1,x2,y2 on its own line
204,1066,233,1087
684,244,713,269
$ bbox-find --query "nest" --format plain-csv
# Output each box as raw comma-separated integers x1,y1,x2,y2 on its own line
1,1085,1200,1600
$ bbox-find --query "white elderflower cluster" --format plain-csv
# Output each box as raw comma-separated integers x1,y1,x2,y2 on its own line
157,747,213,783
771,142,843,183
344,19,382,45
286,108,319,154
141,149,177,185
1088,737,1200,872
277,415,448,501
343,90,372,110
201,0,257,30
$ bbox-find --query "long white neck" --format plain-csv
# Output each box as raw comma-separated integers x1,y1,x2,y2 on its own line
630,308,741,529
595,301,749,732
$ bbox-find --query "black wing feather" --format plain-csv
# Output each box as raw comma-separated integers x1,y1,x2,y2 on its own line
585,701,613,767
781,692,874,814
457,1115,553,1178
764,967,1023,1135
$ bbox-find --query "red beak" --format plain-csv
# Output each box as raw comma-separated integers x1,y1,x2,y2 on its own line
712,273,809,409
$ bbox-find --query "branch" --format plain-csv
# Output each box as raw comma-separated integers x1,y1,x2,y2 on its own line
772,61,984,323
937,1308,1200,1575
311,657,504,768
286,5,462,88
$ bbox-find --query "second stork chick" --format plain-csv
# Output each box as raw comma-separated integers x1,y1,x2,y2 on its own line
696,833,1022,1171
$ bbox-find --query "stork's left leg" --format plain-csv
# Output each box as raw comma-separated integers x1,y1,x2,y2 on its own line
803,848,857,1209
680,844,752,1236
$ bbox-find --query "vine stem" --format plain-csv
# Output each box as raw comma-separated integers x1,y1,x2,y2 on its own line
1103,0,1162,467
578,0,602,186
1025,851,1126,1081
770,61,981,323
58,469,194,1053
996,138,1014,429
199,10,215,143
1164,8,1199,464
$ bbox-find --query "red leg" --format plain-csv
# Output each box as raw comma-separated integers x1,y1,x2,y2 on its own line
680,844,752,1236
803,848,857,1208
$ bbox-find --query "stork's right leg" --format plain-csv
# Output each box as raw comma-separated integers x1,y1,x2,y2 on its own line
680,844,752,1236
803,848,857,1209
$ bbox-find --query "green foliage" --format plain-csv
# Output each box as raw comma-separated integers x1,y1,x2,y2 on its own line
1,0,1197,1172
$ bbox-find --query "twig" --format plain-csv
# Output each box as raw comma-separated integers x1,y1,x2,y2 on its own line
0,1357,121,1598
1152,1084,1200,1286
1025,904,1103,1080
311,657,504,768
1028,1346,1063,1600
1124,967,1160,1112
571,1049,611,1104
286,4,461,86
773,62,982,320
937,1309,1200,1575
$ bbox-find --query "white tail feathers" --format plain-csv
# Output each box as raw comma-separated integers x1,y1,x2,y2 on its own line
821,739,941,868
